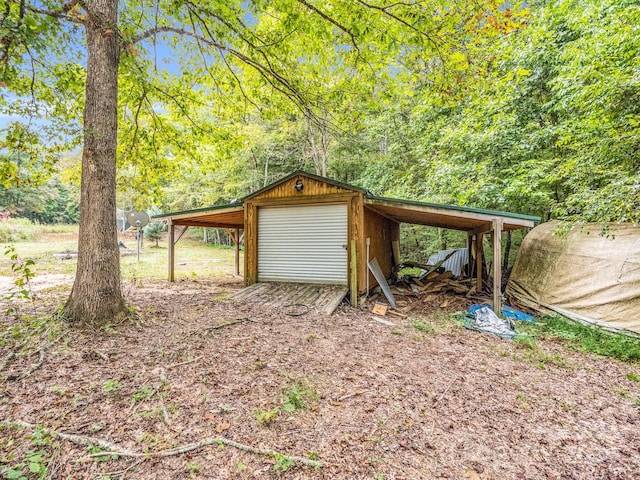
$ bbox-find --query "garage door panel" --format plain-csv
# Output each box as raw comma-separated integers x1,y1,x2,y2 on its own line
258,204,348,284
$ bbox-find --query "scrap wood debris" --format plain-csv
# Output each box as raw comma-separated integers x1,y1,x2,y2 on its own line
395,269,479,299
391,262,486,308
368,263,488,314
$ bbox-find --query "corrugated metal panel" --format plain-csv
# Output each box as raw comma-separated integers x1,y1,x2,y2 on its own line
428,248,469,277
258,203,348,284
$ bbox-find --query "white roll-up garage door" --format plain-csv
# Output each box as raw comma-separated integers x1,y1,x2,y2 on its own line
258,203,348,284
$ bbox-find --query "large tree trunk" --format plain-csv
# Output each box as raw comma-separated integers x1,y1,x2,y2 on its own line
63,0,126,326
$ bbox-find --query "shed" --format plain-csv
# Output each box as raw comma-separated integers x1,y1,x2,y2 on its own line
155,171,539,314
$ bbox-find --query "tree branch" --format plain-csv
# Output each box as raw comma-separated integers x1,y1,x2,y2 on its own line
295,0,361,63
127,26,323,125
125,89,146,160
355,0,441,56
184,5,258,115
4,419,323,469
25,4,86,25
150,84,213,135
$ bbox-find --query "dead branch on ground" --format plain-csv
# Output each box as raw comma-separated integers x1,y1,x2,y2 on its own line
165,355,203,369
4,419,323,469
18,333,66,380
434,376,460,405
205,317,255,331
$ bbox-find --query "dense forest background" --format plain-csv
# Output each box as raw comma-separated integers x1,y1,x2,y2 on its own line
1,0,638,229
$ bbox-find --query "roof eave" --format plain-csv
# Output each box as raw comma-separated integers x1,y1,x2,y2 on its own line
365,196,539,230
152,203,244,222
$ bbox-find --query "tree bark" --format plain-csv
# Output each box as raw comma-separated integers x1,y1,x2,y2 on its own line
438,228,447,250
503,230,512,271
63,0,126,326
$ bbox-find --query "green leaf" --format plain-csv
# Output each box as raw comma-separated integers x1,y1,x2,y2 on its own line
281,403,296,413
3,467,26,479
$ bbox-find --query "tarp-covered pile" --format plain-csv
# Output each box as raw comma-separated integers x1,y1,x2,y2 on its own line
506,220,640,334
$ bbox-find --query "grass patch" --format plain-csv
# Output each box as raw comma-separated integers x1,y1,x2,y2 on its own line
255,378,318,426
514,335,537,350
413,320,435,334
535,315,640,363
1,228,238,280
512,341,571,370
0,218,41,243
0,219,78,244
626,372,640,382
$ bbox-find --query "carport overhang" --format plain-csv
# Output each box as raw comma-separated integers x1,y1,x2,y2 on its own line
153,193,540,316
364,196,539,315
152,204,245,280
364,196,537,232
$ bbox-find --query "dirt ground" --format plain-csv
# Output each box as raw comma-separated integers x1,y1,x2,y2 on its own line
1,278,639,479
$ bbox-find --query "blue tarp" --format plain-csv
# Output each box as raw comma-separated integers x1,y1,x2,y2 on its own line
469,304,536,323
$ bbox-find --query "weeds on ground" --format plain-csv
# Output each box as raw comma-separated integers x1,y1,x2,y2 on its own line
0,423,56,480
0,314,65,362
282,378,318,411
3,245,36,318
255,407,280,426
255,378,318,426
102,379,121,392
87,444,118,462
185,461,202,476
412,311,462,336
512,332,570,369
272,453,295,472
534,315,640,363
131,384,155,404
413,320,435,334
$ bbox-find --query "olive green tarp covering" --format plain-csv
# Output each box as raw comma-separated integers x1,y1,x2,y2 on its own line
506,221,640,334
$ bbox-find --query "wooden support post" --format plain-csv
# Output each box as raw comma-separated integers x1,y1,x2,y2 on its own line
492,218,503,317
168,220,175,282
350,239,357,307
475,233,483,293
234,228,240,276
467,233,472,278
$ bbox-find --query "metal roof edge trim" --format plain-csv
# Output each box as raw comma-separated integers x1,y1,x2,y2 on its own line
151,203,243,219
241,170,368,201
365,195,541,223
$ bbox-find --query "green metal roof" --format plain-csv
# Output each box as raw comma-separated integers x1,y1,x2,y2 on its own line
154,171,540,225
151,202,242,219
366,195,541,223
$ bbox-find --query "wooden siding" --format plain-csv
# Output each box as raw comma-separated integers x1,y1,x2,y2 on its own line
362,206,399,292
250,173,355,201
